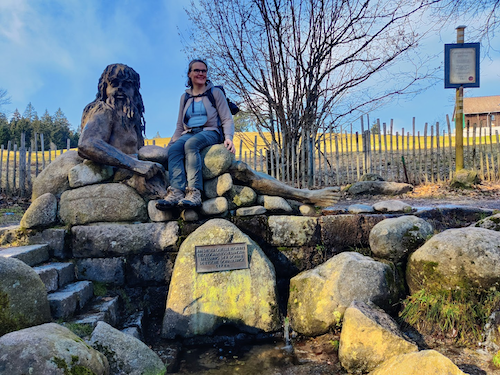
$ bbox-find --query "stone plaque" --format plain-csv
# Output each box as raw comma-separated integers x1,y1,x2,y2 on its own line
195,243,248,273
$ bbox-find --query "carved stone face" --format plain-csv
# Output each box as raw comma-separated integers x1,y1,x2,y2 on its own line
188,62,208,87
106,76,135,104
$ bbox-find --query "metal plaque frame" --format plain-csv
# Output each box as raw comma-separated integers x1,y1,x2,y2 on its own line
195,243,249,273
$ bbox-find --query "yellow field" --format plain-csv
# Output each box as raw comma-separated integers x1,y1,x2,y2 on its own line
144,131,498,155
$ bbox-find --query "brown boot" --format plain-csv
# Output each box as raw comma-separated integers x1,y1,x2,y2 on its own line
179,187,202,207
156,187,185,210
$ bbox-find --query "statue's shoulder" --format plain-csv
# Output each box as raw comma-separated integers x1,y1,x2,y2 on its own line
81,101,115,132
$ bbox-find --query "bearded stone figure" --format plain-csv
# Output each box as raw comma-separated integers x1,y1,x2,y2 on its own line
78,63,169,198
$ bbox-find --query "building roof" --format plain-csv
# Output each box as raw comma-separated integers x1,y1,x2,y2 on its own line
463,95,500,115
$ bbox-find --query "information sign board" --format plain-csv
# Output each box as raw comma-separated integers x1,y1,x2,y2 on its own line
444,43,480,88
195,243,249,273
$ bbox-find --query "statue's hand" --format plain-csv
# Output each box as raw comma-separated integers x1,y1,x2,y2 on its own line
134,160,165,180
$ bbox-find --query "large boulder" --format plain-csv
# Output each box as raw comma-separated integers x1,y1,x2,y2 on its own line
370,350,466,375
339,301,417,374
201,144,235,179
288,252,397,336
0,257,51,335
0,323,109,375
369,216,433,263
407,227,500,294
347,181,413,195
162,218,280,338
32,150,83,200
90,321,166,375
59,183,147,225
20,193,58,229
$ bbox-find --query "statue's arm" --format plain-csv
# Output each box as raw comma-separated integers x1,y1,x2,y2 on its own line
78,115,163,179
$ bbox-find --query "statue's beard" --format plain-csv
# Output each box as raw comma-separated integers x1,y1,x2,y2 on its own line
107,94,138,120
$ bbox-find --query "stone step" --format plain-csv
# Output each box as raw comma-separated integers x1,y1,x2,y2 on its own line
47,280,94,319
68,296,120,329
0,243,50,266
33,262,76,293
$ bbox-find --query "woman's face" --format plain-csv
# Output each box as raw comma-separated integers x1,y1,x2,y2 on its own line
188,62,208,87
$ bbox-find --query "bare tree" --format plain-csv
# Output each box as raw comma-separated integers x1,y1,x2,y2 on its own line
0,89,11,113
183,0,440,169
432,0,500,47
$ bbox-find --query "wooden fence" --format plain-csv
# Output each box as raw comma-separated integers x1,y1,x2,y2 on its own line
2,118,500,198
0,133,71,197
234,116,500,188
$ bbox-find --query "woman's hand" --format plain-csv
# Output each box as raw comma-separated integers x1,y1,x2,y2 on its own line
224,139,235,154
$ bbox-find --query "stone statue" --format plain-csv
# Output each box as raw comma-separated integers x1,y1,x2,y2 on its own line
78,63,340,207
78,64,169,198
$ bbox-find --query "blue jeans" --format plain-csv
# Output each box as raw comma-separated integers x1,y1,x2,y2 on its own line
168,129,220,191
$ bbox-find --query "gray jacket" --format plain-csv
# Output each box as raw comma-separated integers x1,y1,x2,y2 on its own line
168,82,235,146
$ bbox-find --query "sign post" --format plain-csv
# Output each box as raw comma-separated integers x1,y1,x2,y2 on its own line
444,26,480,171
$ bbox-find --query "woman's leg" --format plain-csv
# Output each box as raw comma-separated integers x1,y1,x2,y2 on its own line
184,131,220,191
167,134,192,190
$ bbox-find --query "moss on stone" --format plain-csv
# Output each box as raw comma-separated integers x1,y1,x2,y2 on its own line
51,356,96,375
0,290,30,336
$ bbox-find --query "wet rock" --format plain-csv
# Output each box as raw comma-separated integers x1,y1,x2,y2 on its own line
370,350,466,375
407,227,500,294
369,215,433,263
20,193,58,229
59,183,147,225
373,200,412,213
90,321,166,375
415,205,494,232
162,219,280,338
347,203,375,214
32,150,83,200
320,214,386,251
0,257,51,333
288,252,396,336
339,300,417,373
347,181,413,195
0,323,109,375
68,159,114,188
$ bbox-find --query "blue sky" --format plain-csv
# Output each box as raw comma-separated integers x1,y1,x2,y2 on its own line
0,0,499,139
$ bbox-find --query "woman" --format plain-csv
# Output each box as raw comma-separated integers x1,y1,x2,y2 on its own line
162,59,235,207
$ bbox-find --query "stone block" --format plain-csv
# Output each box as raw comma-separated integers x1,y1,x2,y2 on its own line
48,291,78,319
72,222,179,258
33,265,59,292
76,258,125,285
0,244,50,266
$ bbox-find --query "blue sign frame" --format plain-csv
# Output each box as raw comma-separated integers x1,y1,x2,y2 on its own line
444,43,480,88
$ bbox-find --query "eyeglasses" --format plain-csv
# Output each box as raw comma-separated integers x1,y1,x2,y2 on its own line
192,69,207,74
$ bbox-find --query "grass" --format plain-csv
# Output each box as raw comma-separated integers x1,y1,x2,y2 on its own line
0,205,26,226
400,288,500,346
